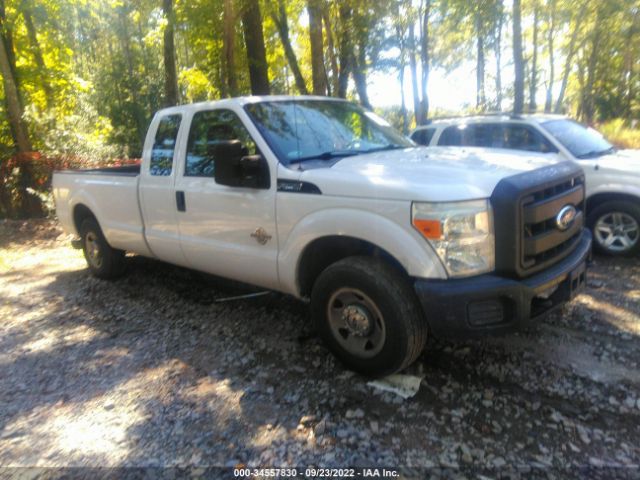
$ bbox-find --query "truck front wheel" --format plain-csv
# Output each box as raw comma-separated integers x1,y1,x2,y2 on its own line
80,218,126,279
588,201,640,256
310,256,428,377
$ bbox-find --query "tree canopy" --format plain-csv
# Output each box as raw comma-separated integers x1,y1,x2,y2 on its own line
0,0,639,217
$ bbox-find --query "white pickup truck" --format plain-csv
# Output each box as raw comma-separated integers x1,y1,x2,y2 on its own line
54,96,591,376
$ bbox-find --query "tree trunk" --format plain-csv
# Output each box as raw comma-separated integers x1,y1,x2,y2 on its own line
529,4,538,111
0,34,31,152
272,0,308,94
554,8,584,113
476,17,485,111
336,4,352,98
495,9,503,110
308,0,327,95
223,0,238,97
409,22,421,125
583,9,602,124
0,12,43,218
544,0,556,113
322,6,339,96
512,0,525,114
22,5,54,109
624,10,639,116
352,36,371,109
396,19,408,133
162,0,179,106
241,0,270,95
0,0,17,81
418,0,430,122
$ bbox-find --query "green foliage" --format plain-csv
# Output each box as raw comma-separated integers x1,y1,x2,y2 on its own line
0,0,639,218
599,119,640,149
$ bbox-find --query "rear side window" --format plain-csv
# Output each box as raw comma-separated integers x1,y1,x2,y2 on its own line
185,109,258,177
438,126,463,146
150,114,181,176
502,125,558,152
411,128,436,146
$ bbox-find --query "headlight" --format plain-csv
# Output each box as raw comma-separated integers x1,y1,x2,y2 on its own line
412,200,494,277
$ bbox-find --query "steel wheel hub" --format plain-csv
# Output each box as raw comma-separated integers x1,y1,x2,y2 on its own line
594,212,639,252
327,288,386,359
85,232,103,268
342,305,372,336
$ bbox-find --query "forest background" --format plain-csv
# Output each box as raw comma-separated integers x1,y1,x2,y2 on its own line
0,0,638,217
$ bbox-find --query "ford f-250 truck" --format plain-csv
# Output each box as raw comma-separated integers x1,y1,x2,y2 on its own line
53,96,591,376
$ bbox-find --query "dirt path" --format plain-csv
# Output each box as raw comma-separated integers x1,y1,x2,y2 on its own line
1,220,639,477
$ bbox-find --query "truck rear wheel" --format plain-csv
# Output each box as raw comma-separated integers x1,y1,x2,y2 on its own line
80,218,126,279
588,201,640,256
310,256,427,377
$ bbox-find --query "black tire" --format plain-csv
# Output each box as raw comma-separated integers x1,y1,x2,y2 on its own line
79,218,126,279
310,256,428,377
587,200,640,256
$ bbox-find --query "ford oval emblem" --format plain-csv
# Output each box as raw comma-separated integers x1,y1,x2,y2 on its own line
556,205,577,231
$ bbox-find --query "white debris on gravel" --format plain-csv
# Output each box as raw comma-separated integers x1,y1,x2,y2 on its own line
367,374,425,399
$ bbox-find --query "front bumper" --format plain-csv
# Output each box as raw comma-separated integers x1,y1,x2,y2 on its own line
414,229,592,339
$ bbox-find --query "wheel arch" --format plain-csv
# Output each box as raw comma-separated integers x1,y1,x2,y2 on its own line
72,203,99,236
587,192,640,214
296,235,409,298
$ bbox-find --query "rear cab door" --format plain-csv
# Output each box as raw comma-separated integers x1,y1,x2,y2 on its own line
138,109,190,267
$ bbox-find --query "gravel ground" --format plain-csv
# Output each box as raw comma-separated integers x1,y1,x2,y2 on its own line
1,219,639,478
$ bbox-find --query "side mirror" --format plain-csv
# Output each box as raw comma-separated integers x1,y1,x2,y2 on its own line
213,140,270,189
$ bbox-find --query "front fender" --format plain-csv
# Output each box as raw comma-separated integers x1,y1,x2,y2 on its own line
277,207,447,297
587,183,640,203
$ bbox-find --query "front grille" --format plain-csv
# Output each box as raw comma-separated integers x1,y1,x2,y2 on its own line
491,163,586,278
520,176,585,272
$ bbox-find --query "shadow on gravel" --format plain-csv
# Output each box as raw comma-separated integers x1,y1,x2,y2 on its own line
1,254,333,465
2,248,640,468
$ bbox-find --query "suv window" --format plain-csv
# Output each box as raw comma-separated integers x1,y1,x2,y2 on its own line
502,125,557,152
150,114,181,176
411,128,436,146
438,125,463,146
185,109,258,177
438,122,557,153
437,124,502,147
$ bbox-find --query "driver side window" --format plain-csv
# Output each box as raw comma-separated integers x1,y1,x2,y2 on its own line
185,109,258,177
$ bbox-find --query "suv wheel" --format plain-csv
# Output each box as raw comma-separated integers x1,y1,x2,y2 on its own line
310,256,428,377
588,201,640,256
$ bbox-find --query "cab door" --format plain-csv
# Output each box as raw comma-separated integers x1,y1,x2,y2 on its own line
173,107,278,288
138,112,190,267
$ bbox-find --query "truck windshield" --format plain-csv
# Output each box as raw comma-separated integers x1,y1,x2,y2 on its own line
542,119,614,159
245,100,413,165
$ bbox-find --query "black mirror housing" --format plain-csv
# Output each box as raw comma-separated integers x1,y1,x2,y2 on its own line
214,140,270,189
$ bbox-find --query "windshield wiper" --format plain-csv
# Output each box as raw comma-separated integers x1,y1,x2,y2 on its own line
360,144,406,154
576,146,615,159
289,144,406,164
289,150,361,164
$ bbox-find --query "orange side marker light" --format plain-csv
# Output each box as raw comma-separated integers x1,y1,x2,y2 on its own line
413,219,442,239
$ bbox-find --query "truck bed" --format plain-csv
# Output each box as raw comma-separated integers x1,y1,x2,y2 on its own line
52,165,151,257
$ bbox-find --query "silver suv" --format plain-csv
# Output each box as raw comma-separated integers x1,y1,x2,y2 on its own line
411,114,640,256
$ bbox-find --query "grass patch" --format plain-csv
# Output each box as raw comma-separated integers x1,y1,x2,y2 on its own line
598,119,640,149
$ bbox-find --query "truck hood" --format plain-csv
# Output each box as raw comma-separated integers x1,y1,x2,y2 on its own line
299,146,568,202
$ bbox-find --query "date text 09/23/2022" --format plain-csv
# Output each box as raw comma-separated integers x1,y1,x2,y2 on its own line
233,467,400,477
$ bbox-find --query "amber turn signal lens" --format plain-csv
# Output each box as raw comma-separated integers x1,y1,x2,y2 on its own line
413,219,442,239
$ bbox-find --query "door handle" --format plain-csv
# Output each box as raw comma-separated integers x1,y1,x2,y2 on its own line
176,191,186,212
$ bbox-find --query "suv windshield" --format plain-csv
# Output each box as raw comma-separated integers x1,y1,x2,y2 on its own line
245,100,413,165
542,119,614,159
